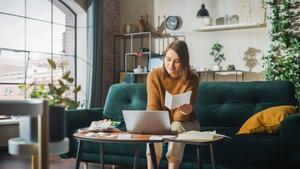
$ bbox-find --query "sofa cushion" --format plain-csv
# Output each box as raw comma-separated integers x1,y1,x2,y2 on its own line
195,81,298,127
237,105,297,134
103,83,147,120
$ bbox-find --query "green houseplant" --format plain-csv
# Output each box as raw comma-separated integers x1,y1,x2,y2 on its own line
19,59,81,142
262,0,300,99
210,43,225,70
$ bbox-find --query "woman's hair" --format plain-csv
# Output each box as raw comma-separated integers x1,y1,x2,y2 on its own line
162,40,192,82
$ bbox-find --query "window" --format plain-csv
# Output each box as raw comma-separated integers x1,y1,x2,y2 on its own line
0,0,83,119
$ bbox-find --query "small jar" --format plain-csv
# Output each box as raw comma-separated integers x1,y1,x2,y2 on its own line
125,24,131,34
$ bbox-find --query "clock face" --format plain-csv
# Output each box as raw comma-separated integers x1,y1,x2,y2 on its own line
166,16,179,30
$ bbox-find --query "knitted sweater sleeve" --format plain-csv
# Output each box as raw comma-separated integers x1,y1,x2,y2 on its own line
172,74,200,122
146,71,162,111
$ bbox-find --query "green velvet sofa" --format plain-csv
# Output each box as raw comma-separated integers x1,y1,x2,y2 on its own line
63,81,300,169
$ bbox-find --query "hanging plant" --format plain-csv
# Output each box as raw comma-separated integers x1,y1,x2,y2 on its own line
262,0,300,99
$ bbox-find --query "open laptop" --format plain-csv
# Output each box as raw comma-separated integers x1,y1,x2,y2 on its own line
122,110,171,134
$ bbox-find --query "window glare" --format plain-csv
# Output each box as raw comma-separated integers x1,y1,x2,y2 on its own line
0,0,25,16
0,15,25,49
27,0,51,21
26,19,51,53
0,0,76,101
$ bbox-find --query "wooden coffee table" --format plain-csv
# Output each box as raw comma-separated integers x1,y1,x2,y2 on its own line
73,130,165,169
164,136,223,169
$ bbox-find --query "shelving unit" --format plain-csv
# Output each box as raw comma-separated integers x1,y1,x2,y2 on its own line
197,70,245,82
113,32,185,83
193,22,267,32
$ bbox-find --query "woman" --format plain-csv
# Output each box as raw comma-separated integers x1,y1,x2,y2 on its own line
146,40,200,169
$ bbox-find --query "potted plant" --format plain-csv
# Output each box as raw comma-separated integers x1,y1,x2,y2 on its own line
210,43,225,70
262,0,300,100
19,59,81,142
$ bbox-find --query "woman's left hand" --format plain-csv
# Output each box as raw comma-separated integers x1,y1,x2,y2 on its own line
178,104,193,115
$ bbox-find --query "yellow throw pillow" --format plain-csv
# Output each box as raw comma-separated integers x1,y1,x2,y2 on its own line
237,105,297,135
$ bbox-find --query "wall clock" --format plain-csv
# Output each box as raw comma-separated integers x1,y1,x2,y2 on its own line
165,16,181,30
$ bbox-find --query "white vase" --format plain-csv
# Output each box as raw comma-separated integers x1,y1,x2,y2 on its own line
204,17,212,26
213,65,219,71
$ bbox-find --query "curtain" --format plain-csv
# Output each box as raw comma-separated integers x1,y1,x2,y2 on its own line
87,0,103,108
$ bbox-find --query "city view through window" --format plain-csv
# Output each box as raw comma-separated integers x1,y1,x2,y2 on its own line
0,0,76,119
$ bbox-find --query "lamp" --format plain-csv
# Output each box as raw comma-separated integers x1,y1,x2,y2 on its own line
196,1,209,18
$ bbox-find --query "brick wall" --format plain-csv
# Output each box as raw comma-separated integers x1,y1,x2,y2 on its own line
101,0,120,105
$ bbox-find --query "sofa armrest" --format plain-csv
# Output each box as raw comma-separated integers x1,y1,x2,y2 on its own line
61,108,103,158
65,108,103,130
280,112,300,168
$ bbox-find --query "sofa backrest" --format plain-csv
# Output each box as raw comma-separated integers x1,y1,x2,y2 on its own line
103,83,147,120
103,81,298,127
195,81,298,127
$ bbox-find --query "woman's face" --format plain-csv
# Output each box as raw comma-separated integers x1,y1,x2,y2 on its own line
164,49,181,78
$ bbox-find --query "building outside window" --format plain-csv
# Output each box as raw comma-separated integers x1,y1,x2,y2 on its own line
0,0,87,119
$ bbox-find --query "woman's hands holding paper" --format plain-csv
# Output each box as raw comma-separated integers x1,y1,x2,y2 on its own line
179,104,193,116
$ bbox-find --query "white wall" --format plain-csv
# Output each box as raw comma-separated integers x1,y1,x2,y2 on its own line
121,0,271,80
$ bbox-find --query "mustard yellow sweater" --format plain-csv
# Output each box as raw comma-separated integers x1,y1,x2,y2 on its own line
146,67,199,122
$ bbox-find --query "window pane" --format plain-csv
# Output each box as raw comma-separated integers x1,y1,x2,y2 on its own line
55,54,75,80
64,26,75,56
53,24,75,55
0,14,25,49
26,19,51,53
0,0,25,16
53,0,75,27
0,50,26,83
53,24,65,54
26,0,51,22
50,55,75,87
29,53,51,84
65,85,76,100
0,85,25,99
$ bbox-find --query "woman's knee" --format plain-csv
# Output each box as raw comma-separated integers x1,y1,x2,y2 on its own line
171,121,185,133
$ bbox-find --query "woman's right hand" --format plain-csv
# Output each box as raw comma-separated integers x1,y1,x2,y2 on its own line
178,104,193,116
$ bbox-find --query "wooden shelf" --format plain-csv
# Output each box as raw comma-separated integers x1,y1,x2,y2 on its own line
193,22,267,32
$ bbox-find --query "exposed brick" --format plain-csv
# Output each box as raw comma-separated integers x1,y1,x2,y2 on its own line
101,0,120,105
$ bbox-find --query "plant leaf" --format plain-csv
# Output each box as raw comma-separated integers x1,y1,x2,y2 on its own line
47,59,56,69
62,71,71,79
73,85,81,93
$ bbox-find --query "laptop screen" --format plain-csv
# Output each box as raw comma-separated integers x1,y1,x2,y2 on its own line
122,110,171,134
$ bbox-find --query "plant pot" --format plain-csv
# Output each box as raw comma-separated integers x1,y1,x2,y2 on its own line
19,106,65,142
213,65,223,71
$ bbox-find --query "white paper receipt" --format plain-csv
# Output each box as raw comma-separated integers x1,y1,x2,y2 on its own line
164,91,192,110
117,134,132,139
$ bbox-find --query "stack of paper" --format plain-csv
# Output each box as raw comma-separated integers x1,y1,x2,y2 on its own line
177,130,229,141
149,135,176,140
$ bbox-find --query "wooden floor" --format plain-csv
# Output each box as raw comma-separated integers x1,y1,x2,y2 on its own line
0,150,132,169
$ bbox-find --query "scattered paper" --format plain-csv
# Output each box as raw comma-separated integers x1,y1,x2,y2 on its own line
164,91,192,110
117,134,132,139
177,130,230,141
149,135,176,140
106,134,117,138
85,132,97,137
96,132,110,137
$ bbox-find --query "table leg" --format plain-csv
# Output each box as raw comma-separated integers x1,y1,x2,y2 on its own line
149,143,158,169
31,155,38,169
197,145,203,169
100,143,105,169
75,140,83,169
242,72,245,81
210,144,216,169
213,72,216,81
133,144,141,169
